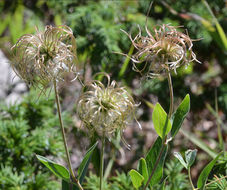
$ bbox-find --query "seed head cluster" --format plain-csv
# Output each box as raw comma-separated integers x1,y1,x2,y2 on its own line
11,25,78,89
77,74,139,139
122,24,200,77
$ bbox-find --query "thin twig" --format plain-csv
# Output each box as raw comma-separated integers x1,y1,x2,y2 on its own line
215,88,224,152
167,71,174,118
53,80,83,190
143,68,174,190
100,133,105,190
143,142,166,190
188,168,195,190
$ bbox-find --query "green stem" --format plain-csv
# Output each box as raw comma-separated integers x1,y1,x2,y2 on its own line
53,80,83,190
100,133,105,190
104,151,115,180
167,71,174,118
143,70,174,190
188,168,195,190
215,89,224,152
143,140,166,190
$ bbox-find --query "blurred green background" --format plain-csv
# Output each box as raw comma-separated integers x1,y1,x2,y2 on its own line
0,0,226,189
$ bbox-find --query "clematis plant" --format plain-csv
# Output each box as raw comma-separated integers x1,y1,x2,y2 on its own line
77,73,140,190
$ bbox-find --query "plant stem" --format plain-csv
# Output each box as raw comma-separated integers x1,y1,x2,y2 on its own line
215,89,224,152
143,140,165,190
100,133,105,190
167,71,174,118
53,80,83,190
188,168,195,190
143,70,174,190
104,151,116,180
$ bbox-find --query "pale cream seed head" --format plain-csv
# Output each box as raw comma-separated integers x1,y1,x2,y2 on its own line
77,74,140,141
11,25,78,89
121,24,200,78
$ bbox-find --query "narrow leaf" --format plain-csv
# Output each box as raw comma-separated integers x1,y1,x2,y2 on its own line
174,152,188,169
78,141,98,183
152,103,172,138
185,149,197,168
145,137,168,186
36,155,70,181
129,169,144,189
202,0,227,50
197,152,222,190
119,45,134,78
171,94,190,137
138,158,149,185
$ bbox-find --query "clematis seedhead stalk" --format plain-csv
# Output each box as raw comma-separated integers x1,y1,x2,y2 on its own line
121,24,200,77
77,74,140,144
11,25,78,89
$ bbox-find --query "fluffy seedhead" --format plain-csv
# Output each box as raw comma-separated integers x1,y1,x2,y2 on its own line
77,74,140,144
11,25,78,89
121,24,200,77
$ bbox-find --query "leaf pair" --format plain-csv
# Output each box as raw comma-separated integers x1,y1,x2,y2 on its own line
174,150,223,190
36,141,98,189
153,94,190,139
129,137,168,189
129,94,190,189
174,149,197,169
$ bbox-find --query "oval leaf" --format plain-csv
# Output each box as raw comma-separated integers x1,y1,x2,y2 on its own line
138,158,149,185
145,137,168,186
36,154,70,181
174,152,187,169
171,94,190,138
129,169,144,189
185,149,197,168
197,152,222,190
152,103,172,139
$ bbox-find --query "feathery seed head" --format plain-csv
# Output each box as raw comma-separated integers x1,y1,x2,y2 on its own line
77,74,139,140
122,24,200,77
11,25,78,88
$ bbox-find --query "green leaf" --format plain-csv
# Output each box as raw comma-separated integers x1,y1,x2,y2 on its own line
215,22,227,51
129,169,144,189
145,137,168,186
0,14,11,36
171,94,190,138
202,0,227,51
152,103,172,138
173,152,187,169
36,154,70,181
62,180,69,190
138,158,149,185
185,149,197,168
78,141,98,183
197,152,222,190
159,177,167,190
62,180,78,190
118,45,134,78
